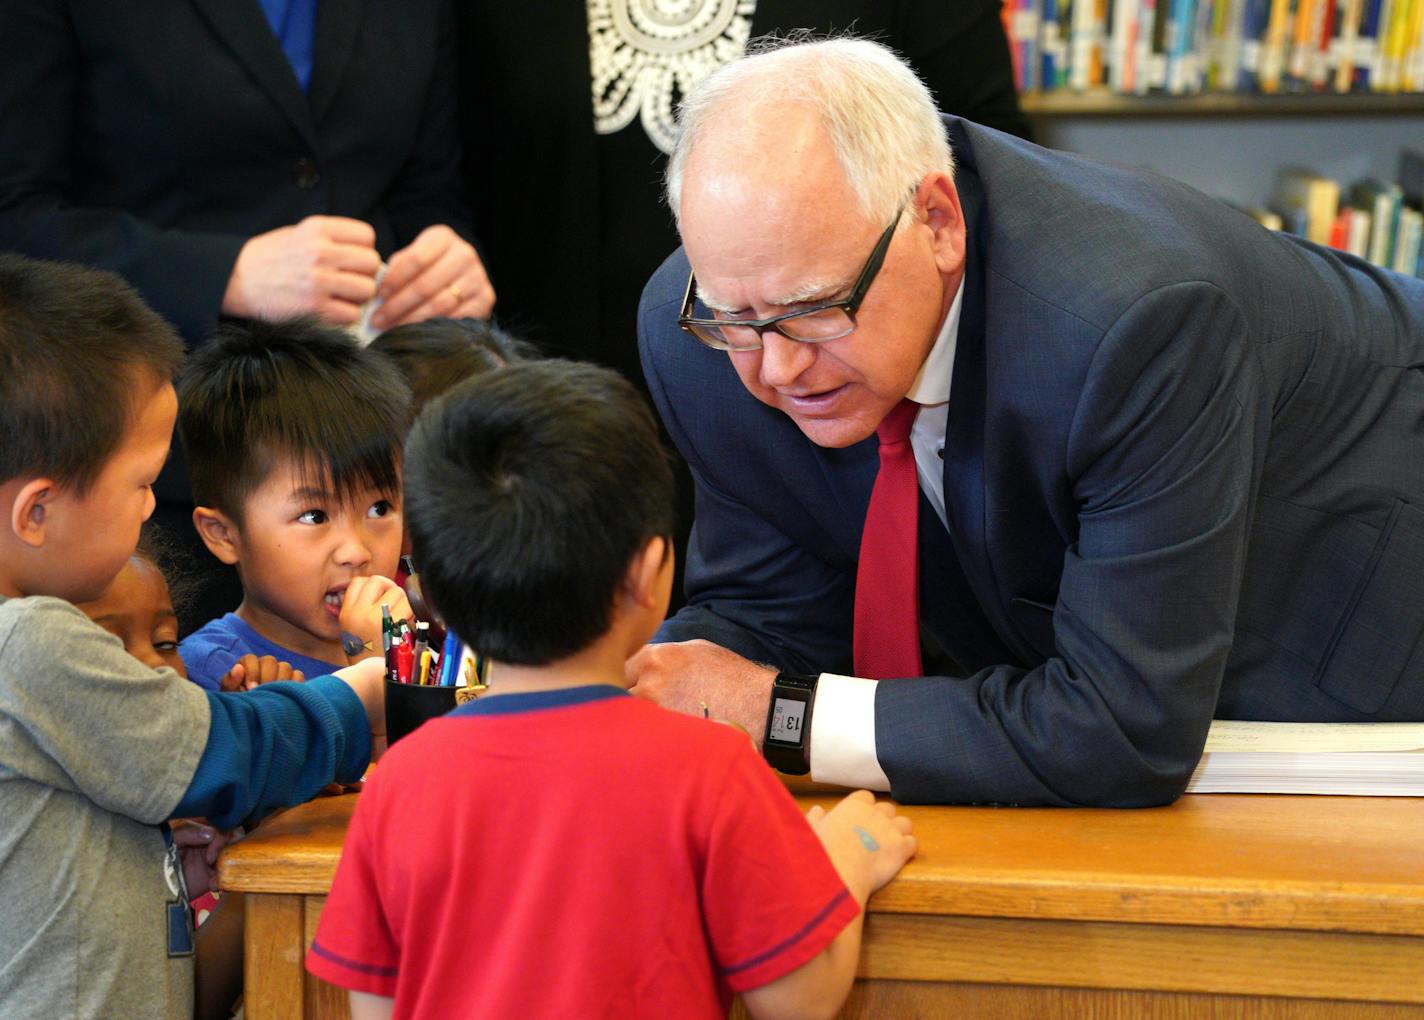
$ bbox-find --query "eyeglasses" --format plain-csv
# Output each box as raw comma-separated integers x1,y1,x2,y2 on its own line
677,200,908,352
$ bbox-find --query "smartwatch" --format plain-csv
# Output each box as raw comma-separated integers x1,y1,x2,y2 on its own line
762,672,819,775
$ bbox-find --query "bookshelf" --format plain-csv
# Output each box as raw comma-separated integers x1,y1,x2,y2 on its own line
1022,90,1424,114
1027,97,1421,214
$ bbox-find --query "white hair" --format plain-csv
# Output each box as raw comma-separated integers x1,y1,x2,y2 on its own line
665,36,954,229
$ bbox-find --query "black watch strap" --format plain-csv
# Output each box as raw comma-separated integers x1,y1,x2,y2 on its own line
762,672,819,775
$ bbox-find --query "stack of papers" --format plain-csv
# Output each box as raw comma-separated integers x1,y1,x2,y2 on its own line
1186,721,1424,796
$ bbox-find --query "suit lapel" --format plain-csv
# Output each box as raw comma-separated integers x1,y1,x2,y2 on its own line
939,159,1040,666
188,0,317,150
310,0,365,126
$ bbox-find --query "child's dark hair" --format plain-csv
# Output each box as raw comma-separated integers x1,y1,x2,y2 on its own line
405,359,675,666
134,523,199,620
370,317,538,413
0,254,183,492
177,317,412,523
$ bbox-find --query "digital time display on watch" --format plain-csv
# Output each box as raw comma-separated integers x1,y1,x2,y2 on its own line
763,673,818,775
769,697,807,743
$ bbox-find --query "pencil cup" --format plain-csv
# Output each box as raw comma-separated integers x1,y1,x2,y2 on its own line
385,681,459,745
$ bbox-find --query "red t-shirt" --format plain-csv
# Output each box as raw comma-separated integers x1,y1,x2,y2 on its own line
307,686,857,1019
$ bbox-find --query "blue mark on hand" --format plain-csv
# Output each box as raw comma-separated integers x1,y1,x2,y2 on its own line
854,825,880,852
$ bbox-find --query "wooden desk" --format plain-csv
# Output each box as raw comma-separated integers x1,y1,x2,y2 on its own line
220,791,1424,1019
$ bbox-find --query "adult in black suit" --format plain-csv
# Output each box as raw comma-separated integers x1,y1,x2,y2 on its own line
0,0,492,631
456,0,1027,383
0,0,492,349
629,39,1424,806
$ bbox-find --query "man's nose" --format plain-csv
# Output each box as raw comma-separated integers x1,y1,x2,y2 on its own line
758,331,816,389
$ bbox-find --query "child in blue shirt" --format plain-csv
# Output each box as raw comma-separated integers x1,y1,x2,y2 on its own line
178,318,414,689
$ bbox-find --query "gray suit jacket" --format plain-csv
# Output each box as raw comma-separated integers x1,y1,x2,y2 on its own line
640,118,1424,806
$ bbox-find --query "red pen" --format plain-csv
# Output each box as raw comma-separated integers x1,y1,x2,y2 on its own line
396,636,415,684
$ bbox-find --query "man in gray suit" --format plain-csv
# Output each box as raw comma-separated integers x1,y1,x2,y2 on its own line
627,38,1424,806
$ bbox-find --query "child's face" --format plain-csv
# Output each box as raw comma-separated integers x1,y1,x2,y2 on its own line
75,555,186,675
232,457,403,656
45,382,176,602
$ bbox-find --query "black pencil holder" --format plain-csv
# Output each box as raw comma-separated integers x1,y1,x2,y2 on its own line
385,681,459,745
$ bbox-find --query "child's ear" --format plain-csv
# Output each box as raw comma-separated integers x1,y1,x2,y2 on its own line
8,479,54,548
192,506,242,565
624,535,670,610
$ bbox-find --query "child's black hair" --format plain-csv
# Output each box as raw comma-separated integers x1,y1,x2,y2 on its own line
370,317,538,414
133,522,199,622
405,359,675,666
0,254,183,492
177,317,411,523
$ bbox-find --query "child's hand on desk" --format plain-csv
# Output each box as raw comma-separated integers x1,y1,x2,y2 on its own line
806,790,917,904
334,656,388,761
339,575,414,663
219,654,306,692
169,819,237,897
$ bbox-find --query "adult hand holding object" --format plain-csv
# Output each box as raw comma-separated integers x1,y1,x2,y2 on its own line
373,224,495,327
221,215,382,325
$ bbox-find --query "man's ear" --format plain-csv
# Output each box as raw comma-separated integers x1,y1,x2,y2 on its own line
9,479,55,548
917,170,966,277
192,506,242,566
624,535,670,610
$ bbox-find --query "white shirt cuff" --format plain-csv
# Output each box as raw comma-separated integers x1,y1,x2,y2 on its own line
809,673,890,792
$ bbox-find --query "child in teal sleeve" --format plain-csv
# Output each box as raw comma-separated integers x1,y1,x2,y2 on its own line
0,254,386,1019
177,318,415,689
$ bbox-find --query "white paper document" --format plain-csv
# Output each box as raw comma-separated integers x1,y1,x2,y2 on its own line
1186,720,1424,796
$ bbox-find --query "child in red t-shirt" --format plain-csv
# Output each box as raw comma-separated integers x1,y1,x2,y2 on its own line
307,360,916,1020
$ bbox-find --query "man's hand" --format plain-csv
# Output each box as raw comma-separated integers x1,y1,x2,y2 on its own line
219,654,306,692
805,790,916,904
372,224,494,327
626,639,776,747
339,575,414,664
169,819,236,898
222,215,382,324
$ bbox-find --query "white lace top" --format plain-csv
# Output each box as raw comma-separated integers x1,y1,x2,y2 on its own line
588,0,757,154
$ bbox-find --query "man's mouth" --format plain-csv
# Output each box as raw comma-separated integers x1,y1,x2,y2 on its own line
781,384,847,414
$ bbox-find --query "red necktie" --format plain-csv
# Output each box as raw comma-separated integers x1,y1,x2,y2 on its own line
853,399,924,679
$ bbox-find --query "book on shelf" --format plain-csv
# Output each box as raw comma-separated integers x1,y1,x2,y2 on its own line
1186,719,1424,795
1221,156,1423,278
1002,0,1424,95
1272,167,1342,243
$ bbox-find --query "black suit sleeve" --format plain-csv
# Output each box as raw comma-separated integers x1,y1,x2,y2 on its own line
0,0,245,345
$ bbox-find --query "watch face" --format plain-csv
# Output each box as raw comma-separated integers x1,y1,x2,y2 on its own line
768,695,807,746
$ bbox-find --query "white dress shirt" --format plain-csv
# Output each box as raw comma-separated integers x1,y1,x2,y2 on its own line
809,279,963,791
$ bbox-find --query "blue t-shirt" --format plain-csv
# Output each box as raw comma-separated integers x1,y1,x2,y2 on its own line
180,613,342,692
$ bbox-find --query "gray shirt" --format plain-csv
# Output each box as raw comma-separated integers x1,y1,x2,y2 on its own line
0,594,208,1019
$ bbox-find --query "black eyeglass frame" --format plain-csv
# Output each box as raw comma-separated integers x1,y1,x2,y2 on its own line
676,200,908,352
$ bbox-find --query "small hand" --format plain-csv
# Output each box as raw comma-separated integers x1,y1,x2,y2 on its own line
626,640,775,747
373,224,494,327
339,575,415,663
169,819,236,898
805,790,917,901
219,654,307,692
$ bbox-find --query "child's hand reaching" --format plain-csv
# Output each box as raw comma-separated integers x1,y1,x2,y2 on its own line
339,575,414,663
333,656,388,760
805,790,917,904
169,819,236,898
219,654,306,692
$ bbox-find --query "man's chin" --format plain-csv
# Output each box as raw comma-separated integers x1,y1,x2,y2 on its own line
788,414,876,449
